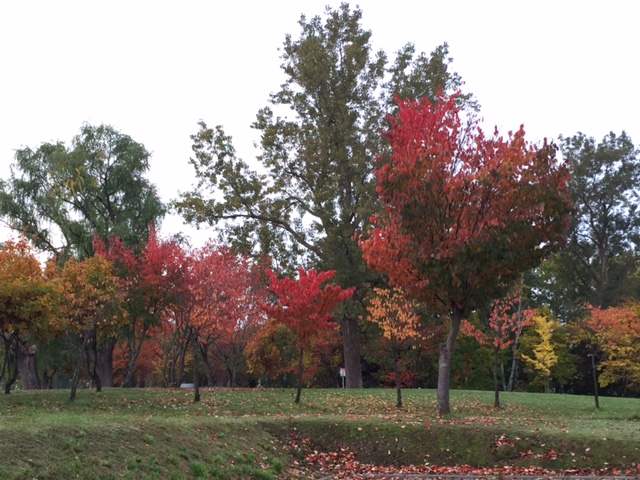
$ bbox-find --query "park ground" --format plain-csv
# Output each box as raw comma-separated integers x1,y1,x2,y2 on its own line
0,388,639,479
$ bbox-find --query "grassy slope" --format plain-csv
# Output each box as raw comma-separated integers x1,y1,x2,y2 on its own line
0,388,638,479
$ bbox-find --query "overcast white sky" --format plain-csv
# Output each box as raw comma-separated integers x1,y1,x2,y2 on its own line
1,1,639,247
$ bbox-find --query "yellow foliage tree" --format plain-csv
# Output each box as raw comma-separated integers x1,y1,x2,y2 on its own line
367,287,421,407
521,311,558,392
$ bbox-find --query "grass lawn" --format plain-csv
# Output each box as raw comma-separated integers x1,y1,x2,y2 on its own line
0,387,639,479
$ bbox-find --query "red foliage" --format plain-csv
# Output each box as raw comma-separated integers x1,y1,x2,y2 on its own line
188,244,264,342
94,227,189,316
94,228,190,385
262,268,354,351
360,94,572,314
461,293,534,351
382,370,417,388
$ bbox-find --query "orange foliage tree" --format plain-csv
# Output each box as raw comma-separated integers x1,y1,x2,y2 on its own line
56,256,126,400
360,94,572,415
0,240,58,393
587,304,640,390
367,287,422,408
246,318,339,387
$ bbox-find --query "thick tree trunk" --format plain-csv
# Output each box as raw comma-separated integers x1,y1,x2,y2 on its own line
96,338,115,388
3,337,18,394
0,343,8,384
437,306,463,416
341,316,362,388
295,348,304,404
394,352,402,409
17,343,40,389
4,353,17,394
85,333,102,392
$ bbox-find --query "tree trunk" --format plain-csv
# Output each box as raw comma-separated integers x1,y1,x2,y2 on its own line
507,279,524,392
493,347,501,409
341,316,362,388
229,365,237,388
199,343,215,387
85,332,102,392
95,338,115,388
192,334,201,402
69,364,80,402
500,360,507,392
507,329,523,392
122,324,151,388
295,348,304,404
205,364,216,388
394,352,402,409
17,342,40,389
176,338,188,387
597,240,609,308
0,341,8,384
42,368,56,389
4,350,17,395
437,306,463,416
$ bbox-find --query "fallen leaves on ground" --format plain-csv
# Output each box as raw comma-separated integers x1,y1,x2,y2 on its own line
290,433,640,479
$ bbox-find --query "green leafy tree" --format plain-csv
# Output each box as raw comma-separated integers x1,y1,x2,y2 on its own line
0,124,164,259
529,132,640,319
175,4,471,387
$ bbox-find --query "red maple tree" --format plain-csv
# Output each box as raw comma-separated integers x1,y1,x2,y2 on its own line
263,268,354,403
186,244,265,401
360,94,572,414
95,227,189,387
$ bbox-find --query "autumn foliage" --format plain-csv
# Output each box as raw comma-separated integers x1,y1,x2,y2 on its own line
587,304,640,389
263,268,354,402
0,240,58,393
461,293,534,406
56,255,126,398
361,94,572,414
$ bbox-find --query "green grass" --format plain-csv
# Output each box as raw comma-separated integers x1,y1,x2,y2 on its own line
0,388,638,478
